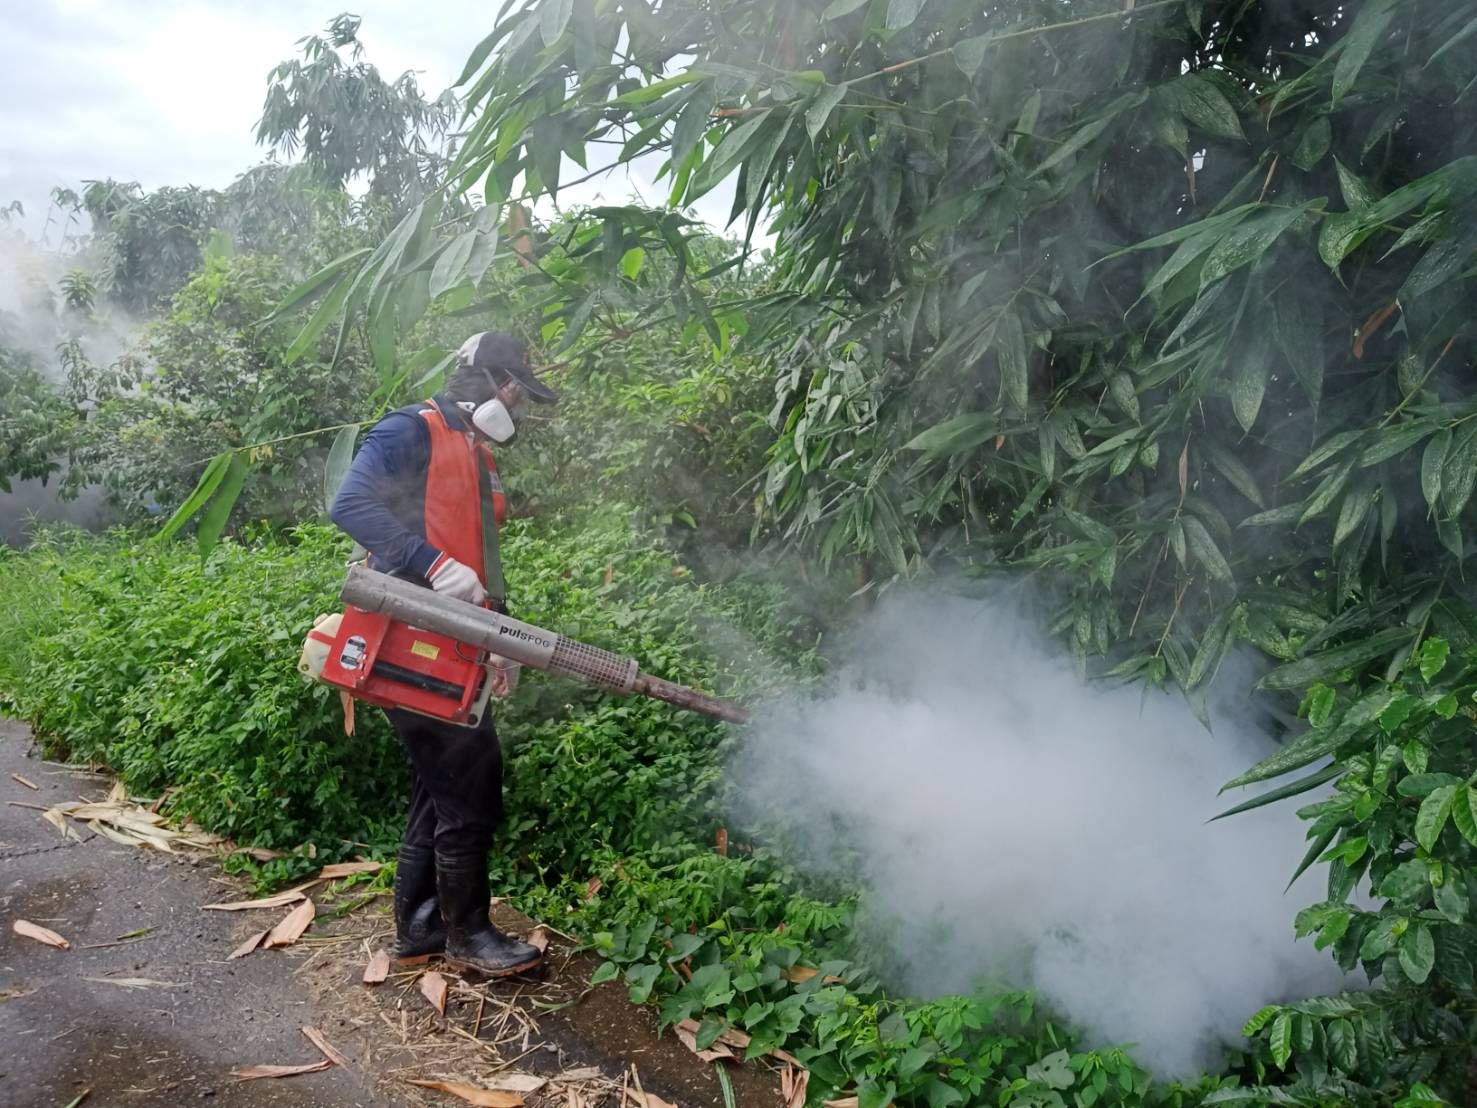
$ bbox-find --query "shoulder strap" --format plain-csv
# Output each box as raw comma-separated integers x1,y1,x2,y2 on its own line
477,455,507,609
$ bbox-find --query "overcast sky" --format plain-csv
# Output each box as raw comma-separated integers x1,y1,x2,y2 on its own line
1,0,736,243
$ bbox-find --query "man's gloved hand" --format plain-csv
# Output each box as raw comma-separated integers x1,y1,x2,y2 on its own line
427,554,488,605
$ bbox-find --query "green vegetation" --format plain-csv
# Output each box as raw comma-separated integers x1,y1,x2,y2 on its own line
6,1,1477,1103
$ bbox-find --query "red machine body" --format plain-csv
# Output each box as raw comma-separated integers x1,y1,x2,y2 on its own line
317,604,491,727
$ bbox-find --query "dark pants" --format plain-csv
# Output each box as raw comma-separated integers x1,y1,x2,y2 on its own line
386,708,504,854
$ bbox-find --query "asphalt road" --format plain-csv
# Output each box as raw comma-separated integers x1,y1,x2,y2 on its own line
0,720,376,1108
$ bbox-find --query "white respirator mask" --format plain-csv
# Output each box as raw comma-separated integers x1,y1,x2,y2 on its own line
471,397,518,443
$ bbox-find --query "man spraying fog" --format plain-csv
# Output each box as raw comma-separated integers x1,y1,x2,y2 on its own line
329,331,557,977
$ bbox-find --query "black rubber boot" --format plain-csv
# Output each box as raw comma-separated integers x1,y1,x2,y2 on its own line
434,850,543,977
392,844,445,963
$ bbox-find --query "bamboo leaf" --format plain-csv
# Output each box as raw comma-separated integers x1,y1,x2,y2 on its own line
687,113,771,201
1332,485,1375,548
1230,355,1268,432
1421,430,1449,511
1204,440,1265,507
1286,824,1339,892
806,82,849,141
429,231,478,300
612,72,699,106
1183,514,1233,581
953,34,992,79
998,312,1028,413
1291,115,1332,171
1108,371,1139,421
285,269,355,365
884,0,925,31
154,453,231,544
1359,422,1432,467
745,116,795,214
1276,291,1323,405
1168,72,1244,141
1187,607,1236,689
541,0,574,46
1333,0,1398,106
1211,762,1343,821
1200,204,1311,290
1257,627,1415,691
1298,459,1356,526
195,454,250,555
1240,503,1306,528
904,412,995,456
1034,113,1119,174
264,248,371,323
454,17,520,87
1440,426,1477,517
1428,13,1477,67
323,424,360,515
673,83,717,170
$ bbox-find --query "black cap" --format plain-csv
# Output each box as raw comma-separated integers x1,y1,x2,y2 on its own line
456,331,558,403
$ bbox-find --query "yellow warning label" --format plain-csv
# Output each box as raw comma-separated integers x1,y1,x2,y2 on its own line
410,640,440,660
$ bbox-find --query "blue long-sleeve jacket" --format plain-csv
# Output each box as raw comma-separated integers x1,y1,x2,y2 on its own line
329,395,472,578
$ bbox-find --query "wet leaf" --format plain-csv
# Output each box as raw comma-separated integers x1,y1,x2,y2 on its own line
1416,785,1458,851
1421,430,1449,512
1230,354,1267,432
1333,0,1398,105
998,312,1029,413
1169,72,1244,141
1183,515,1233,582
903,411,995,456
807,83,849,142
1398,923,1435,984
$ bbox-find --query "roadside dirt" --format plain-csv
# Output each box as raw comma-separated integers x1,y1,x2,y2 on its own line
1,721,790,1108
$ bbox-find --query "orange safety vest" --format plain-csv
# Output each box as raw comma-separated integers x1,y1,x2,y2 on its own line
418,400,506,589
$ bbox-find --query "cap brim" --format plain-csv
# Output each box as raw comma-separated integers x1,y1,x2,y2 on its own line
512,366,559,403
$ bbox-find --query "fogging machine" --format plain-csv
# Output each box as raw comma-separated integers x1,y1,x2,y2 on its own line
301,565,747,725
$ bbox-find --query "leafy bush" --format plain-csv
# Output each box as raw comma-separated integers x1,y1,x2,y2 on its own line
0,507,799,866
65,249,378,526
0,525,402,851
1217,625,1477,1103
